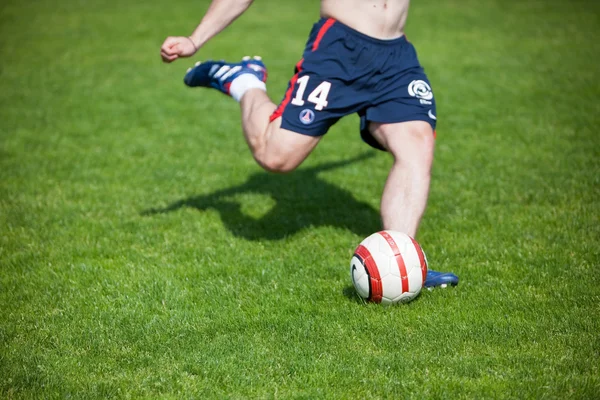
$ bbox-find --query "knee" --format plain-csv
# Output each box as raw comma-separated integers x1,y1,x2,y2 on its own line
383,123,435,167
255,152,298,174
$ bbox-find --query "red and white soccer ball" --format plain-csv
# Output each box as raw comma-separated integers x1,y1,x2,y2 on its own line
351,230,428,305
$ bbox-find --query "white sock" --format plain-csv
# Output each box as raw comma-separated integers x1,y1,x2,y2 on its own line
229,74,266,102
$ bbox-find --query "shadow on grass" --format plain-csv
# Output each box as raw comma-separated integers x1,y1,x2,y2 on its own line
342,285,366,304
142,153,381,240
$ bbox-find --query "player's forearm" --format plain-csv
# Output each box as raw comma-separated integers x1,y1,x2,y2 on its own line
189,0,254,49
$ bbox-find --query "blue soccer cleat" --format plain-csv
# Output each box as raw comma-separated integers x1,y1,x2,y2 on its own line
424,269,459,289
184,56,267,96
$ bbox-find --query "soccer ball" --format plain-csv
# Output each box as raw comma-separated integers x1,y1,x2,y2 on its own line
350,230,428,305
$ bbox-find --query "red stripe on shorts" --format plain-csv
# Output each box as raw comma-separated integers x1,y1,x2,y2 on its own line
378,231,409,293
312,18,336,51
269,58,304,122
410,237,428,284
270,19,335,122
354,244,382,303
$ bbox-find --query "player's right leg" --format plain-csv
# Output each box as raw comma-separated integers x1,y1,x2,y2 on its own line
184,57,320,173
239,89,320,173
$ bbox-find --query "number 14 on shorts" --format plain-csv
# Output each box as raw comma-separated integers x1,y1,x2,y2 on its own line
291,76,332,111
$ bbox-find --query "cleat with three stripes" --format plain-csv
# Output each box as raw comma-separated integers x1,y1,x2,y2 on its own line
184,56,267,96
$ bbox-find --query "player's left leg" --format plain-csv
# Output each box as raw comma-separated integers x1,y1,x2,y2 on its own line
369,120,434,237
369,120,459,288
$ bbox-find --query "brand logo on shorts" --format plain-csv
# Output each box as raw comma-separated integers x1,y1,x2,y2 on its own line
299,109,315,125
408,80,433,105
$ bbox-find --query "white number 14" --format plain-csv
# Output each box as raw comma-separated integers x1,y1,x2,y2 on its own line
291,76,332,111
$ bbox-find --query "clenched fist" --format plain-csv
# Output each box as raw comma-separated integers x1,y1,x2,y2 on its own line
160,36,198,63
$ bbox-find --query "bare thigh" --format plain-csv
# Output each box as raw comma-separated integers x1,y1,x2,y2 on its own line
369,120,435,158
257,117,321,173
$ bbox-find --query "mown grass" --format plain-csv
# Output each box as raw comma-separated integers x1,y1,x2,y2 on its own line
1,0,599,398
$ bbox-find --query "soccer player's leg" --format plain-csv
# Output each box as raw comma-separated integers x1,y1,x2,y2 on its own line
184,56,321,172
369,120,434,238
240,89,321,173
366,120,459,289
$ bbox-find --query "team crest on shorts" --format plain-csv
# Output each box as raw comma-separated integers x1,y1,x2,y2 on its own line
299,109,315,125
408,80,433,105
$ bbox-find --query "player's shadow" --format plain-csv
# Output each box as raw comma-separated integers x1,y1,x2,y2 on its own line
142,153,381,240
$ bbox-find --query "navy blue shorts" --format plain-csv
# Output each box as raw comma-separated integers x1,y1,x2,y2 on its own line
270,18,437,151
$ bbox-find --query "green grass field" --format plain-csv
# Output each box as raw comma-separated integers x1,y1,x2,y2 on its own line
1,0,599,398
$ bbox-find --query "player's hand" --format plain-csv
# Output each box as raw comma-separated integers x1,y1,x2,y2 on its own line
160,36,198,63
